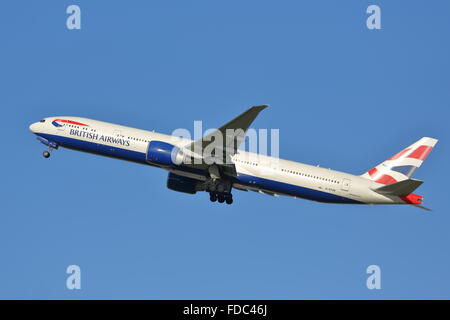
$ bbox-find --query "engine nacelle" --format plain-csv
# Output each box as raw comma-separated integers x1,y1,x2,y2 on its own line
167,172,199,194
146,141,184,167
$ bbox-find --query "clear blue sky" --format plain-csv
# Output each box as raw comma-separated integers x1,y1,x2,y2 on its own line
1,0,449,299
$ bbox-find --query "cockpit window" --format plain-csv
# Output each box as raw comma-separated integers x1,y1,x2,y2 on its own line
40,119,45,123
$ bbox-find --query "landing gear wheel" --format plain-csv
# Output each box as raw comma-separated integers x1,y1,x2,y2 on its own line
225,196,233,205
43,151,50,158
217,194,225,203
209,192,217,202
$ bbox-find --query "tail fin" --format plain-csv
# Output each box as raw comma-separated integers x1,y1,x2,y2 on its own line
361,137,438,185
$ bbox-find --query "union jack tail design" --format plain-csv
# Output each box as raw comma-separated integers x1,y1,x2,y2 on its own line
361,137,438,185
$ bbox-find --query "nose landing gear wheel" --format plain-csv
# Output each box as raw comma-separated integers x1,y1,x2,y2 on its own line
217,194,225,203
43,151,50,158
209,192,217,202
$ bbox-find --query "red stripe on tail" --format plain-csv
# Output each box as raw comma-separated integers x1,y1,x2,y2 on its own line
408,145,433,161
368,167,397,185
375,175,397,185
389,148,411,160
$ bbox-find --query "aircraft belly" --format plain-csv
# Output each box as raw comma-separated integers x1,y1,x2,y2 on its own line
235,173,362,204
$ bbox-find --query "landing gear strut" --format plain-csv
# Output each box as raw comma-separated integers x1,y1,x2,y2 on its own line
205,166,234,205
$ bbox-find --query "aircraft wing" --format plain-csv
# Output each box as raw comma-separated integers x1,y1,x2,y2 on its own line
184,105,268,165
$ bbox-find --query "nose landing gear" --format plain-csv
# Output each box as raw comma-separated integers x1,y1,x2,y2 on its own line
42,146,57,158
36,136,58,158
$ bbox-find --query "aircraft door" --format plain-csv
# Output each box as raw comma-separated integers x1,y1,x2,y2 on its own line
268,160,279,177
113,130,122,138
110,130,122,153
341,178,351,191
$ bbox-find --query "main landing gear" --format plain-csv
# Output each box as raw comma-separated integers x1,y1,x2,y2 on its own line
205,165,234,205
209,192,233,205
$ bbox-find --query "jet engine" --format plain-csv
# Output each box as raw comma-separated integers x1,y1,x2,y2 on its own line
166,172,199,194
146,141,184,167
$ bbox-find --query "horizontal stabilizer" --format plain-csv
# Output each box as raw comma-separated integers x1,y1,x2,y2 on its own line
373,179,423,196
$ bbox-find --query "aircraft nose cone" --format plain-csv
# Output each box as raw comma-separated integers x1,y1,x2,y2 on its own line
29,122,38,133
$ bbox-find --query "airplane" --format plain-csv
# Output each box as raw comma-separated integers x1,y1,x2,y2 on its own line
29,106,438,209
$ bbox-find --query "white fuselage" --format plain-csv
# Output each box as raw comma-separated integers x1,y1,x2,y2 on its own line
29,116,404,205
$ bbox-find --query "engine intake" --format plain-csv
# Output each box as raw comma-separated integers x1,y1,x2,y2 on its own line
146,140,183,167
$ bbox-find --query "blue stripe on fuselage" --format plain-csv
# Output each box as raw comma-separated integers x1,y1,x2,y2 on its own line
35,133,207,176
35,133,361,204
37,133,147,163
235,174,362,204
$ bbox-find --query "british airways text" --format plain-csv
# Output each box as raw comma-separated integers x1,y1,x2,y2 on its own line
69,129,130,146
